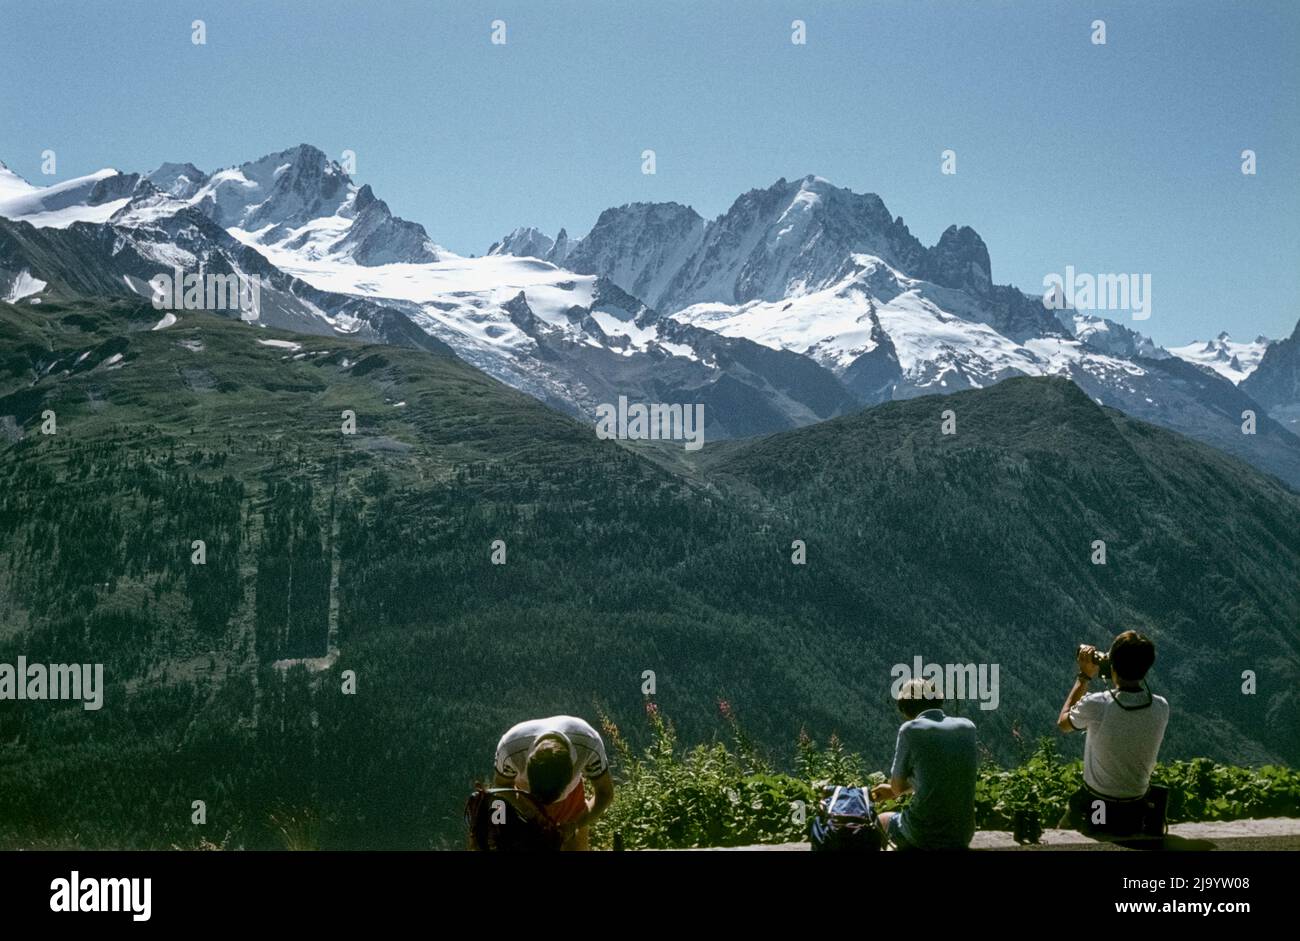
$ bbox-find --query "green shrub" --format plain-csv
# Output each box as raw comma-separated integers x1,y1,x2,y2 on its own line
591,708,1300,850
592,703,815,849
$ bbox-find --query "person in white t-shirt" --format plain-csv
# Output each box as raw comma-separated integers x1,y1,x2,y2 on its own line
1057,630,1170,833
493,715,614,850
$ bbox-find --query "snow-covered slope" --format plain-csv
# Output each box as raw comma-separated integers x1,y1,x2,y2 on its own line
1062,311,1170,362
0,164,144,229
0,163,37,204
246,242,595,353
672,254,1155,400
226,235,853,433
1169,332,1271,384
0,197,455,355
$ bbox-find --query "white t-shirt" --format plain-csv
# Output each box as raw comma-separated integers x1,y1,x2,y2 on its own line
1069,689,1169,799
494,715,609,798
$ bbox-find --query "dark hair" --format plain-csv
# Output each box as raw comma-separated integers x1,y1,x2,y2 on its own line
896,678,943,720
525,736,574,805
1110,630,1156,682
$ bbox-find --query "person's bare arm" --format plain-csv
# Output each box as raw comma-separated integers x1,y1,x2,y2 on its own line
1058,648,1099,732
870,726,913,802
581,771,614,825
869,773,913,802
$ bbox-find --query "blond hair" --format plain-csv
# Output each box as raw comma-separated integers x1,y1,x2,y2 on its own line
896,678,943,718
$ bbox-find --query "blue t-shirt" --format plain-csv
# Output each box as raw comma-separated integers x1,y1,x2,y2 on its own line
890,709,977,849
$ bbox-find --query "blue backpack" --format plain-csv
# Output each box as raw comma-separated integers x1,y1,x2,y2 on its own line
810,786,883,851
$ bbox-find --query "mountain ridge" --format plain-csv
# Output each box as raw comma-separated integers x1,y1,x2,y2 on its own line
2,145,1297,488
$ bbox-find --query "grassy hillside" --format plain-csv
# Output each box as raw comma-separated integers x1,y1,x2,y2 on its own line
0,298,1296,848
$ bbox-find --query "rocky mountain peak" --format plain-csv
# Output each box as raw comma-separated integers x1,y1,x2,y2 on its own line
923,224,992,293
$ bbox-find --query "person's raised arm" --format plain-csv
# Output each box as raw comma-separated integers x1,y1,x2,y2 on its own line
1058,647,1099,733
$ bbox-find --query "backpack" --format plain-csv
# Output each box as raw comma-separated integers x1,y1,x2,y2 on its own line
465,785,565,851
810,785,883,851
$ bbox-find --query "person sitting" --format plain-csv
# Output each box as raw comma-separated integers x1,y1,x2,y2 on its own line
869,678,978,850
1057,630,1170,836
493,714,614,850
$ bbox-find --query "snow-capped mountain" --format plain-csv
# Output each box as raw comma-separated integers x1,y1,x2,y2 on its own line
0,153,454,353
0,162,146,229
0,146,441,270
240,229,854,436
671,254,1038,395
556,176,1062,341
539,177,1221,397
2,147,1297,484
1063,311,1170,362
561,202,707,310
1169,332,1272,384
505,174,1299,483
487,226,574,266
145,162,208,199
1242,319,1300,435
0,149,854,437
168,145,441,266
659,249,1300,486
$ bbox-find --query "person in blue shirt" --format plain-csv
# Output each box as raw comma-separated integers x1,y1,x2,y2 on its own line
870,678,978,850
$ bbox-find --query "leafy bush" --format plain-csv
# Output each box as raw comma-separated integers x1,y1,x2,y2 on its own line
591,703,815,849
591,707,1300,850
1155,759,1300,822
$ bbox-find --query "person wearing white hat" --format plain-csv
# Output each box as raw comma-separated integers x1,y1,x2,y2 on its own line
493,715,614,850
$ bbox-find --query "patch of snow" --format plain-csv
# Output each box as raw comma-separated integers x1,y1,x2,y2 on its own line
256,338,303,351
657,340,700,362
4,270,47,302
134,238,199,269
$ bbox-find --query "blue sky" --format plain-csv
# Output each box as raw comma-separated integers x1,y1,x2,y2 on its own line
2,0,1296,346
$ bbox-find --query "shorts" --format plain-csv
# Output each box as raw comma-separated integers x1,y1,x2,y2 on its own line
543,783,588,826
887,813,917,851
